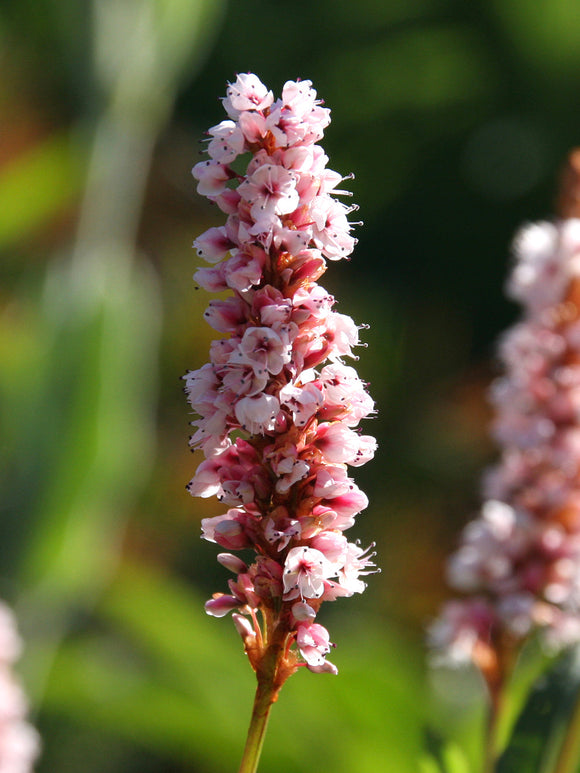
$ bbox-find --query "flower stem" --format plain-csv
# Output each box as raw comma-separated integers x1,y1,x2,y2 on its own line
238,680,276,773
483,688,504,773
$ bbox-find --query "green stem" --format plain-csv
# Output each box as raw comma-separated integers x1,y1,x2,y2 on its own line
483,688,504,773
237,680,277,773
552,689,580,773
238,621,293,773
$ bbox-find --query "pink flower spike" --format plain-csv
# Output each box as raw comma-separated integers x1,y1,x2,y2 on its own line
186,75,376,703
431,153,580,682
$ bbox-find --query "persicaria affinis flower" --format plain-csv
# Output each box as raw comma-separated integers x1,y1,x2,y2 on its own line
430,150,580,689
185,74,377,688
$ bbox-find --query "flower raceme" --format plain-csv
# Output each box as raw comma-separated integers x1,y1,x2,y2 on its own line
184,74,377,683
430,158,580,688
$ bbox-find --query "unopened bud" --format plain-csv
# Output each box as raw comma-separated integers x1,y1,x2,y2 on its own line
232,613,256,642
204,595,239,618
292,602,316,621
217,553,248,573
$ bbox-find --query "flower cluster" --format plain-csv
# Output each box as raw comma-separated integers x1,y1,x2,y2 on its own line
185,74,376,679
0,601,39,773
431,217,580,672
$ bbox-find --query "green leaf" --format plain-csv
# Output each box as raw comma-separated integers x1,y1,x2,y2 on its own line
424,730,473,773
20,253,162,599
420,754,444,773
493,0,580,73
497,647,580,773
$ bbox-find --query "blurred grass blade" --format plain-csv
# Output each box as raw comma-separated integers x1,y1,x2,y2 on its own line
21,253,161,598
16,252,161,709
420,755,444,773
497,647,580,773
423,730,473,773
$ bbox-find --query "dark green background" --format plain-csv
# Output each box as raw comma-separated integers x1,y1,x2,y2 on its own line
1,0,579,770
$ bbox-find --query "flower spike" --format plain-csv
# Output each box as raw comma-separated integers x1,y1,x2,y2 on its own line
431,149,580,690
185,74,377,700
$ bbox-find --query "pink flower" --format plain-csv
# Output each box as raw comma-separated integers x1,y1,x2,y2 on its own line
194,264,228,292
224,248,266,293
264,512,301,549
194,226,235,262
282,546,335,600
186,75,376,680
223,73,274,118
207,120,245,163
237,327,291,376
278,381,323,427
238,164,300,228
313,423,376,466
192,160,232,197
507,220,580,311
204,298,248,333
235,393,279,434
429,598,497,667
310,531,348,564
268,445,310,494
336,541,378,595
201,512,252,550
296,622,332,667
310,196,357,260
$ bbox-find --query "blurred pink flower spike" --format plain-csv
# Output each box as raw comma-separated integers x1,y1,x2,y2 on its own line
430,149,580,705
0,601,40,772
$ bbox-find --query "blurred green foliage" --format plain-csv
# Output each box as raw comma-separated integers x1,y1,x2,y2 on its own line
2,0,580,771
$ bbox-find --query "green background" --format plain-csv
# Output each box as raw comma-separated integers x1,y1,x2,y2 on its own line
2,0,580,770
